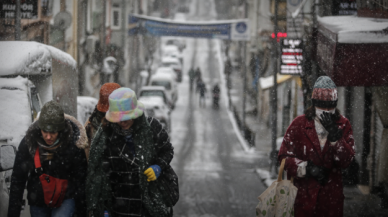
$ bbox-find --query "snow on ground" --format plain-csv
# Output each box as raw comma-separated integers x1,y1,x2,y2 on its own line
0,41,76,76
318,15,388,43
0,76,32,148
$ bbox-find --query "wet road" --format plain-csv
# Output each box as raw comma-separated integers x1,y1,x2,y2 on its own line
169,1,266,216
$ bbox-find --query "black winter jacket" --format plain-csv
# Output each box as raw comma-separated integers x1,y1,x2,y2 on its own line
8,115,88,217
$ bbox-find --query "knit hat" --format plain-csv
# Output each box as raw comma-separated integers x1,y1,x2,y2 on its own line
97,83,121,112
38,101,66,132
311,76,338,108
105,88,145,123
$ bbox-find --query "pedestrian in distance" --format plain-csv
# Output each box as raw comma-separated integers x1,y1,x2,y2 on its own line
86,87,176,217
195,67,202,82
84,82,121,161
196,79,207,108
278,76,355,217
212,83,220,109
188,67,196,92
8,101,88,217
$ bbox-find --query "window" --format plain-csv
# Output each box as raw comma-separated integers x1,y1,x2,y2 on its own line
111,7,121,30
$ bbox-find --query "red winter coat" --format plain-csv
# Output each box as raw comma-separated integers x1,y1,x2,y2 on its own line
278,114,355,217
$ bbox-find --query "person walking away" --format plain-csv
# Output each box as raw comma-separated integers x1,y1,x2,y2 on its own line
8,101,88,217
84,83,121,161
195,67,202,82
188,67,196,92
86,88,175,217
196,79,207,108
278,76,355,217
212,83,220,109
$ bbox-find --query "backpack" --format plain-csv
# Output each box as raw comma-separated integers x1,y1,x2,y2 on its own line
147,117,179,207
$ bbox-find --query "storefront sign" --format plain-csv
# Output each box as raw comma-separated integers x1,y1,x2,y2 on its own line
0,0,38,19
332,0,357,15
280,38,303,75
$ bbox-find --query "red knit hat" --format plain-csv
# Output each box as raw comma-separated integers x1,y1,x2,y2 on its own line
97,83,121,112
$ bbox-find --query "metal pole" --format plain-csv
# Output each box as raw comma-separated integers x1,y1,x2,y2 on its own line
242,41,247,137
271,0,279,175
15,0,21,40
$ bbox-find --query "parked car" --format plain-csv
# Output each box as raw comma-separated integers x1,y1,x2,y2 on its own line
138,96,171,132
0,76,42,217
149,73,178,107
161,57,183,82
154,66,177,81
138,86,173,109
162,45,183,64
165,38,186,52
77,96,99,124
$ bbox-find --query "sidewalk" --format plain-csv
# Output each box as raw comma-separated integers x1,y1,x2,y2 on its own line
225,61,388,217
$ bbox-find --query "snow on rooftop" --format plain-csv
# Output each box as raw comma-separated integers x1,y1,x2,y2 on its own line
318,15,388,43
0,41,77,76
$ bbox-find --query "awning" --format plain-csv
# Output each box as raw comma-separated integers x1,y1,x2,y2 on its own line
259,74,300,90
316,15,388,86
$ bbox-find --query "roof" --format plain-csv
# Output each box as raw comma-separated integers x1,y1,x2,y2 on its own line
0,76,33,92
138,96,165,107
151,72,175,81
140,86,167,91
162,56,180,63
0,41,77,76
318,15,388,43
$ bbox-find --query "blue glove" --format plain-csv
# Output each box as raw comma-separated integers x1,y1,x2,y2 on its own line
144,165,161,182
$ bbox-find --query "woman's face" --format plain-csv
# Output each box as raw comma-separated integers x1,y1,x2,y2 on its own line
118,119,134,130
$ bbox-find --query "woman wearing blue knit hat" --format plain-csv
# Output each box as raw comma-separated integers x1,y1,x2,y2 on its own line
278,76,355,217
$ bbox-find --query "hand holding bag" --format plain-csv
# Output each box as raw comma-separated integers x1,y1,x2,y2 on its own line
256,159,298,217
34,147,68,208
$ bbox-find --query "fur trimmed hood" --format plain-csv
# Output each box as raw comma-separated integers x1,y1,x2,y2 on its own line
26,114,88,157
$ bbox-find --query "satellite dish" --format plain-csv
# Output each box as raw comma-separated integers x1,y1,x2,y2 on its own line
54,11,72,30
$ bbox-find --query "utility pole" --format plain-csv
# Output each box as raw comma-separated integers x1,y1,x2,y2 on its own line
15,0,21,40
271,0,279,176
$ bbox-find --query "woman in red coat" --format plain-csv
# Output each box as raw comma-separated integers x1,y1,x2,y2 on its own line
278,76,355,217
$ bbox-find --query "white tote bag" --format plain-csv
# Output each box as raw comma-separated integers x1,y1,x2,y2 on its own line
256,159,298,217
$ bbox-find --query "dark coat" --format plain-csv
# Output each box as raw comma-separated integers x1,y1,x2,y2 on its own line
278,114,355,217
86,115,174,217
8,115,88,217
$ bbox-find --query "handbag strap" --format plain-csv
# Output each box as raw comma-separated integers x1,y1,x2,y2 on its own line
277,158,294,183
34,147,44,174
277,159,285,182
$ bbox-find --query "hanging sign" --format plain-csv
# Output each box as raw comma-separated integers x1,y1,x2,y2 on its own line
280,38,303,75
0,0,38,19
128,14,250,41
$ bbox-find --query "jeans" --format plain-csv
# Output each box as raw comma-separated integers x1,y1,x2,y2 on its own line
30,199,75,217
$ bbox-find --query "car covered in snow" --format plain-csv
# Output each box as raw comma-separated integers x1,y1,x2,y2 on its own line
0,76,42,217
138,86,173,110
149,73,178,107
77,96,99,125
154,66,177,81
138,96,171,132
162,45,183,64
161,57,183,82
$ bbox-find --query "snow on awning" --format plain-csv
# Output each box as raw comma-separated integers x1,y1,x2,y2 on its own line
318,15,388,44
0,41,77,76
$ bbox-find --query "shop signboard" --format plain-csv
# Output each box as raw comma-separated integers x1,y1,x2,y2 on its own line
0,0,38,19
280,38,303,75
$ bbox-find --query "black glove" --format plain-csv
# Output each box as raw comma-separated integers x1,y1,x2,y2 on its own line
306,161,329,185
319,112,343,142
